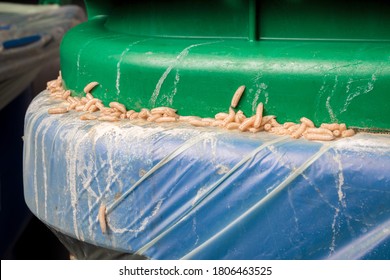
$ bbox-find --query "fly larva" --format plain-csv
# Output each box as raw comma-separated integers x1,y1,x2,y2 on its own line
300,117,315,128
215,112,229,120
179,116,201,122
151,107,177,115
339,123,347,132
120,113,126,119
110,111,122,118
226,122,240,130
235,110,246,124
342,129,355,138
98,204,107,234
264,123,272,131
75,105,84,111
147,114,162,122
67,102,77,111
155,116,177,123
333,130,341,137
84,81,99,94
129,112,139,120
95,101,104,111
67,96,77,104
260,115,276,126
83,98,99,111
320,123,340,131
101,107,114,115
304,133,335,141
109,102,127,114
189,119,210,127
62,90,71,99
291,123,307,139
222,107,236,127
254,102,264,128
287,124,300,133
239,116,255,132
211,120,224,127
139,108,151,119
81,97,89,105
80,113,98,120
270,127,290,135
126,110,135,119
249,127,263,133
86,92,94,100
283,122,296,129
88,105,98,113
231,85,245,108
270,119,281,127
305,127,333,136
202,118,216,123
98,115,119,122
48,107,68,114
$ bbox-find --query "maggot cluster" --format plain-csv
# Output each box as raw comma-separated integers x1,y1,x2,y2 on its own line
47,74,355,142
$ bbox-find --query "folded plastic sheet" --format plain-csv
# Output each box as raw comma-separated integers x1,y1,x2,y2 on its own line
23,91,390,260
0,3,85,110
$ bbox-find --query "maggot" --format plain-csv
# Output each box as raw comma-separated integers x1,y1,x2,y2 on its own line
254,102,263,128
80,113,98,120
98,115,119,122
305,127,333,136
109,102,127,114
86,92,94,100
283,122,296,129
333,130,341,137
155,116,177,123
98,204,107,234
260,115,276,126
139,108,151,119
291,123,307,139
84,81,99,94
211,120,224,127
147,114,162,122
231,85,245,108
235,110,246,124
215,112,229,120
151,107,177,116
48,107,68,114
270,127,290,135
179,116,201,122
126,110,135,119
226,122,240,130
249,127,263,133
239,116,255,132
222,107,236,127
304,133,335,141
320,123,340,131
83,98,99,111
189,119,210,127
62,90,71,99
300,117,315,128
342,129,355,138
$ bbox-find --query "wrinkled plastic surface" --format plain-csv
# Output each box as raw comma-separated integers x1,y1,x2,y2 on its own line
61,0,390,130
24,91,390,259
0,3,85,110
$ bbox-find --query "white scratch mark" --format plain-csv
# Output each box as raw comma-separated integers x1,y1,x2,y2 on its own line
109,199,164,234
149,41,221,107
329,208,340,257
340,74,376,113
251,83,268,114
326,96,337,123
116,40,145,96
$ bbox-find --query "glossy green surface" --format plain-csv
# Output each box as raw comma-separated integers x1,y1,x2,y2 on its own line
61,0,390,129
